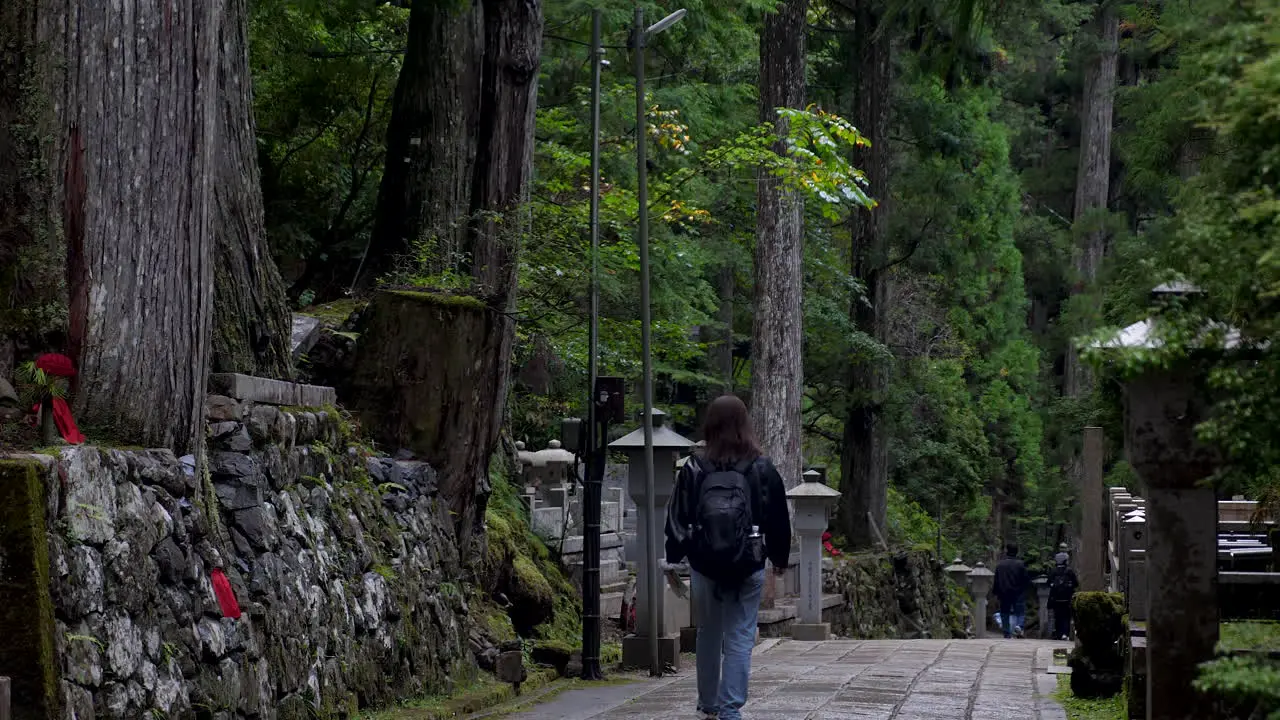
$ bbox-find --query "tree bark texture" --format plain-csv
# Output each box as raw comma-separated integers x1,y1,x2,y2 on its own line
212,0,293,379
1063,2,1118,399
840,0,893,549
0,0,62,372
361,2,480,286
751,0,809,490
2,0,222,454
345,291,509,538
709,264,735,390
360,0,542,549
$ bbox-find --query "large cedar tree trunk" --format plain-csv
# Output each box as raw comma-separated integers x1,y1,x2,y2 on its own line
751,0,809,490
360,3,480,287
353,0,542,550
1064,3,1118,398
2,0,221,454
839,0,893,549
212,0,293,379
0,0,61,378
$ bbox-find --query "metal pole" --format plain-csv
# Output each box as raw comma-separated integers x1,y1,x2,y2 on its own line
0,675,10,720
580,7,605,682
634,5,661,678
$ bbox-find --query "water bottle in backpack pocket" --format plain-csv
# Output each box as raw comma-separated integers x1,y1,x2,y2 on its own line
690,459,765,586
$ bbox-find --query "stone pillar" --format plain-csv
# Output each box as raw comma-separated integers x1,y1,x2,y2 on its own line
787,476,840,641
967,563,995,639
1033,576,1051,638
1124,365,1220,720
1127,548,1148,623
1081,427,1105,591
609,410,693,672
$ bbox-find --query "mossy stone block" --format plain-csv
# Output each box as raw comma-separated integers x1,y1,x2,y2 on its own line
0,460,58,719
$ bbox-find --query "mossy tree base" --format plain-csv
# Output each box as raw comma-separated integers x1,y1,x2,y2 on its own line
346,289,512,550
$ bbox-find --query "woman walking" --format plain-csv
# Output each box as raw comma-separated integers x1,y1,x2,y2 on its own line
664,394,792,720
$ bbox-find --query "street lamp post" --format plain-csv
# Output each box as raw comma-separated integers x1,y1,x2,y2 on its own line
632,4,686,679
579,8,606,683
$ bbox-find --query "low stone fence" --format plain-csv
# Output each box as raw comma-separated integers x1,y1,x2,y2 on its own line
0,378,474,719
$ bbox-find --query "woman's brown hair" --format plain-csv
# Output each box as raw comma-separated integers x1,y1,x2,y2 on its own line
700,394,761,465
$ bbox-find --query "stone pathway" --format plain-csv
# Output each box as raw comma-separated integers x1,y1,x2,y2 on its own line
499,639,1070,720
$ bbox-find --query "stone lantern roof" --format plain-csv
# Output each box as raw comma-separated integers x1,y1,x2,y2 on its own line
609,408,694,451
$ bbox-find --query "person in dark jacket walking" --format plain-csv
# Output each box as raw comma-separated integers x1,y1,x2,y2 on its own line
665,394,791,720
1047,555,1079,640
993,544,1030,639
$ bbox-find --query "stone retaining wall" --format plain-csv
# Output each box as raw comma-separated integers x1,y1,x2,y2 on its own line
5,396,472,719
828,549,968,639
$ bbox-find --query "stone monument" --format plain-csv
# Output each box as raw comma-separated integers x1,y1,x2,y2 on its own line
609,408,693,671
786,471,841,641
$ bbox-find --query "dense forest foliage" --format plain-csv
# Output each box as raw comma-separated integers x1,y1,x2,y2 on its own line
241,0,1280,564
4,0,1279,569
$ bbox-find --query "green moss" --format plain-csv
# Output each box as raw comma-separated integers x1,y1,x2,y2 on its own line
300,299,367,326
473,599,517,643
513,555,554,607
0,460,58,717
1054,675,1126,720
1072,592,1126,656
357,668,560,720
386,289,487,310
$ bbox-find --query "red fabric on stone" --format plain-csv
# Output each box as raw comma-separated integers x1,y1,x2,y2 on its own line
211,569,242,619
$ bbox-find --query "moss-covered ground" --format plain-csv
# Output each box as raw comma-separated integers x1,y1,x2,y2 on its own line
1054,675,1125,720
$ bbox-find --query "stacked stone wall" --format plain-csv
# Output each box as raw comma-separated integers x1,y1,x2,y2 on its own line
8,396,472,719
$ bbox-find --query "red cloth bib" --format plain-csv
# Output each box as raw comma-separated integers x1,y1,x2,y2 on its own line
211,569,242,619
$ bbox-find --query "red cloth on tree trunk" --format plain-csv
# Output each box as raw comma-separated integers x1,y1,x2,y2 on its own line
211,569,242,619
50,398,85,444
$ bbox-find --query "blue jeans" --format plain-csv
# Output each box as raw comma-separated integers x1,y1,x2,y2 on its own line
692,568,765,720
1000,595,1017,638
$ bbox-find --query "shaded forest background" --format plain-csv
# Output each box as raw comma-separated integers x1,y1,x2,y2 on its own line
5,0,1280,567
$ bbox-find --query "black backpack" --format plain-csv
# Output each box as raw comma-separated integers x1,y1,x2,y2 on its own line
689,457,766,586
1049,566,1075,602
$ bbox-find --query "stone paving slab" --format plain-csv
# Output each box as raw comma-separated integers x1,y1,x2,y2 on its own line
501,639,1072,720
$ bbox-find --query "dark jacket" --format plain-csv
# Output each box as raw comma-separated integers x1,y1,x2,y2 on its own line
664,453,792,575
1048,564,1079,603
993,555,1030,600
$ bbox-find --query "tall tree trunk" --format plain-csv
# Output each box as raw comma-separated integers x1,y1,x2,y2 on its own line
709,264,735,390
356,0,541,550
212,0,293,379
0,0,62,376
752,0,809,491
839,0,892,549
3,0,221,454
1063,3,1118,398
359,2,480,288
462,0,542,546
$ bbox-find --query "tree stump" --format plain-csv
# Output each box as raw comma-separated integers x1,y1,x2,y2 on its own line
345,289,511,545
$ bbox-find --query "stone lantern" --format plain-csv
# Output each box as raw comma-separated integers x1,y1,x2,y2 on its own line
528,440,577,539
1032,576,1051,638
515,441,543,512
966,563,995,638
944,558,972,589
515,441,540,485
608,408,693,670
1091,283,1226,719
786,474,841,641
